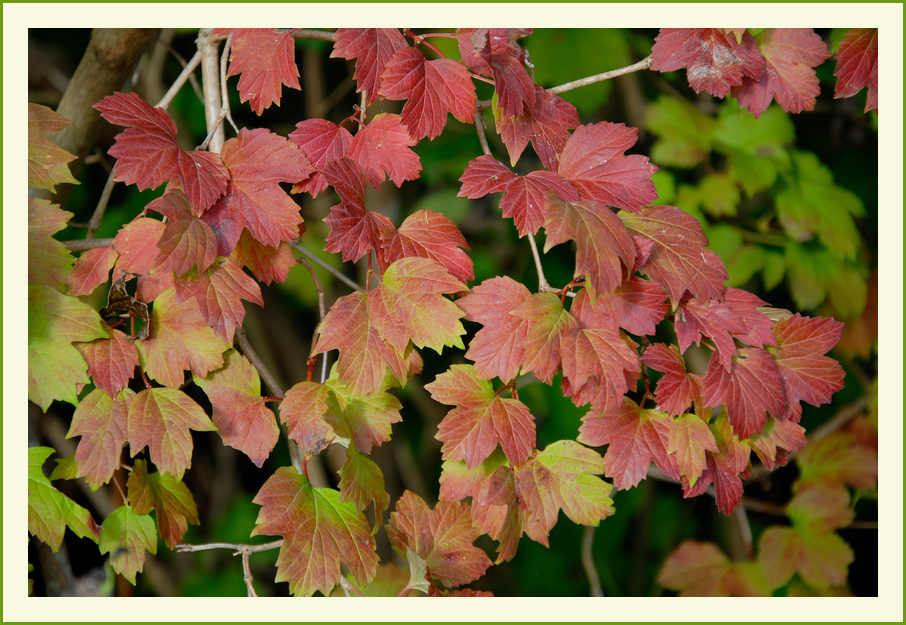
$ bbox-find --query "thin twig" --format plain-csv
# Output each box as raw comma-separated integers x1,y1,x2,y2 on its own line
289,240,365,292
290,29,337,42
198,28,225,154
155,49,202,110
175,540,283,554
548,56,653,95
732,505,754,560
64,237,114,253
86,169,118,239
219,32,239,135
240,550,258,597
296,254,329,383
525,233,552,293
473,109,492,156
581,525,604,597
337,575,363,597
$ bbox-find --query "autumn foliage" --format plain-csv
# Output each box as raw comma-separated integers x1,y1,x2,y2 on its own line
27,27,878,598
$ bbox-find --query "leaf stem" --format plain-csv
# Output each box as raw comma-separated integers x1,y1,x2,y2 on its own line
580,525,604,597
525,233,552,293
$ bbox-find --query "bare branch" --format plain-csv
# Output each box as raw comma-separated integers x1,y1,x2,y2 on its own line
155,49,202,110
337,575,363,597
85,169,118,239
290,29,337,43
197,28,225,154
547,56,653,95
525,233,552,293
175,540,283,554
64,237,114,253
473,109,492,156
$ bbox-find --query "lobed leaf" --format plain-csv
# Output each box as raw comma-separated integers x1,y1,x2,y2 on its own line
66,388,134,490
347,113,421,189
98,505,157,585
28,103,79,191
174,258,264,342
127,458,200,549
833,28,878,112
193,349,279,468
28,198,75,291
331,28,408,105
218,29,301,115
28,447,100,551
252,466,378,596
127,388,217,481
379,209,474,283
426,364,536,469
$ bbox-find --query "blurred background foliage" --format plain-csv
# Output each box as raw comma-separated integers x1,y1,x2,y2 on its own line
28,27,877,597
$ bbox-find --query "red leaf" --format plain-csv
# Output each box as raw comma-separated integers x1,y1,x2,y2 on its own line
347,113,421,189
456,276,533,382
556,122,658,212
220,29,300,115
833,29,878,112
731,29,830,118
578,397,678,489
127,458,199,549
331,28,408,105
66,388,134,489
379,46,477,141
426,364,536,469
137,288,230,388
668,413,719,487
588,276,669,337
683,452,744,515
323,382,403,455
770,314,845,421
387,491,492,588
642,343,703,418
127,388,217,480
620,205,728,305
313,291,408,396
253,466,377,596
337,447,390,529
367,257,467,354
722,287,778,349
455,28,533,75
201,128,313,256
76,328,139,398
651,29,765,98
675,297,746,371
193,349,279,468
495,86,580,170
458,154,518,197
459,155,579,236
94,92,229,213
288,118,353,197
152,191,219,276
112,217,166,276
66,246,118,297
544,193,637,295
230,230,296,285
560,296,640,411
280,381,334,455
173,258,264,342
379,209,473,283
511,292,578,384
701,347,786,440
321,157,395,263
748,416,806,471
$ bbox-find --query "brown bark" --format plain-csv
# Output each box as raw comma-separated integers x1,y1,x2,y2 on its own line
49,28,157,207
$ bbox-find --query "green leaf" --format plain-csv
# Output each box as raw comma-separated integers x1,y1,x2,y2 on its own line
338,445,390,533
28,103,79,191
252,466,377,596
28,447,100,551
28,198,75,291
646,96,714,168
28,285,108,410
98,505,158,584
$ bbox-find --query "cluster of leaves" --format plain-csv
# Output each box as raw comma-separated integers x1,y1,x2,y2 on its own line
27,27,874,597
